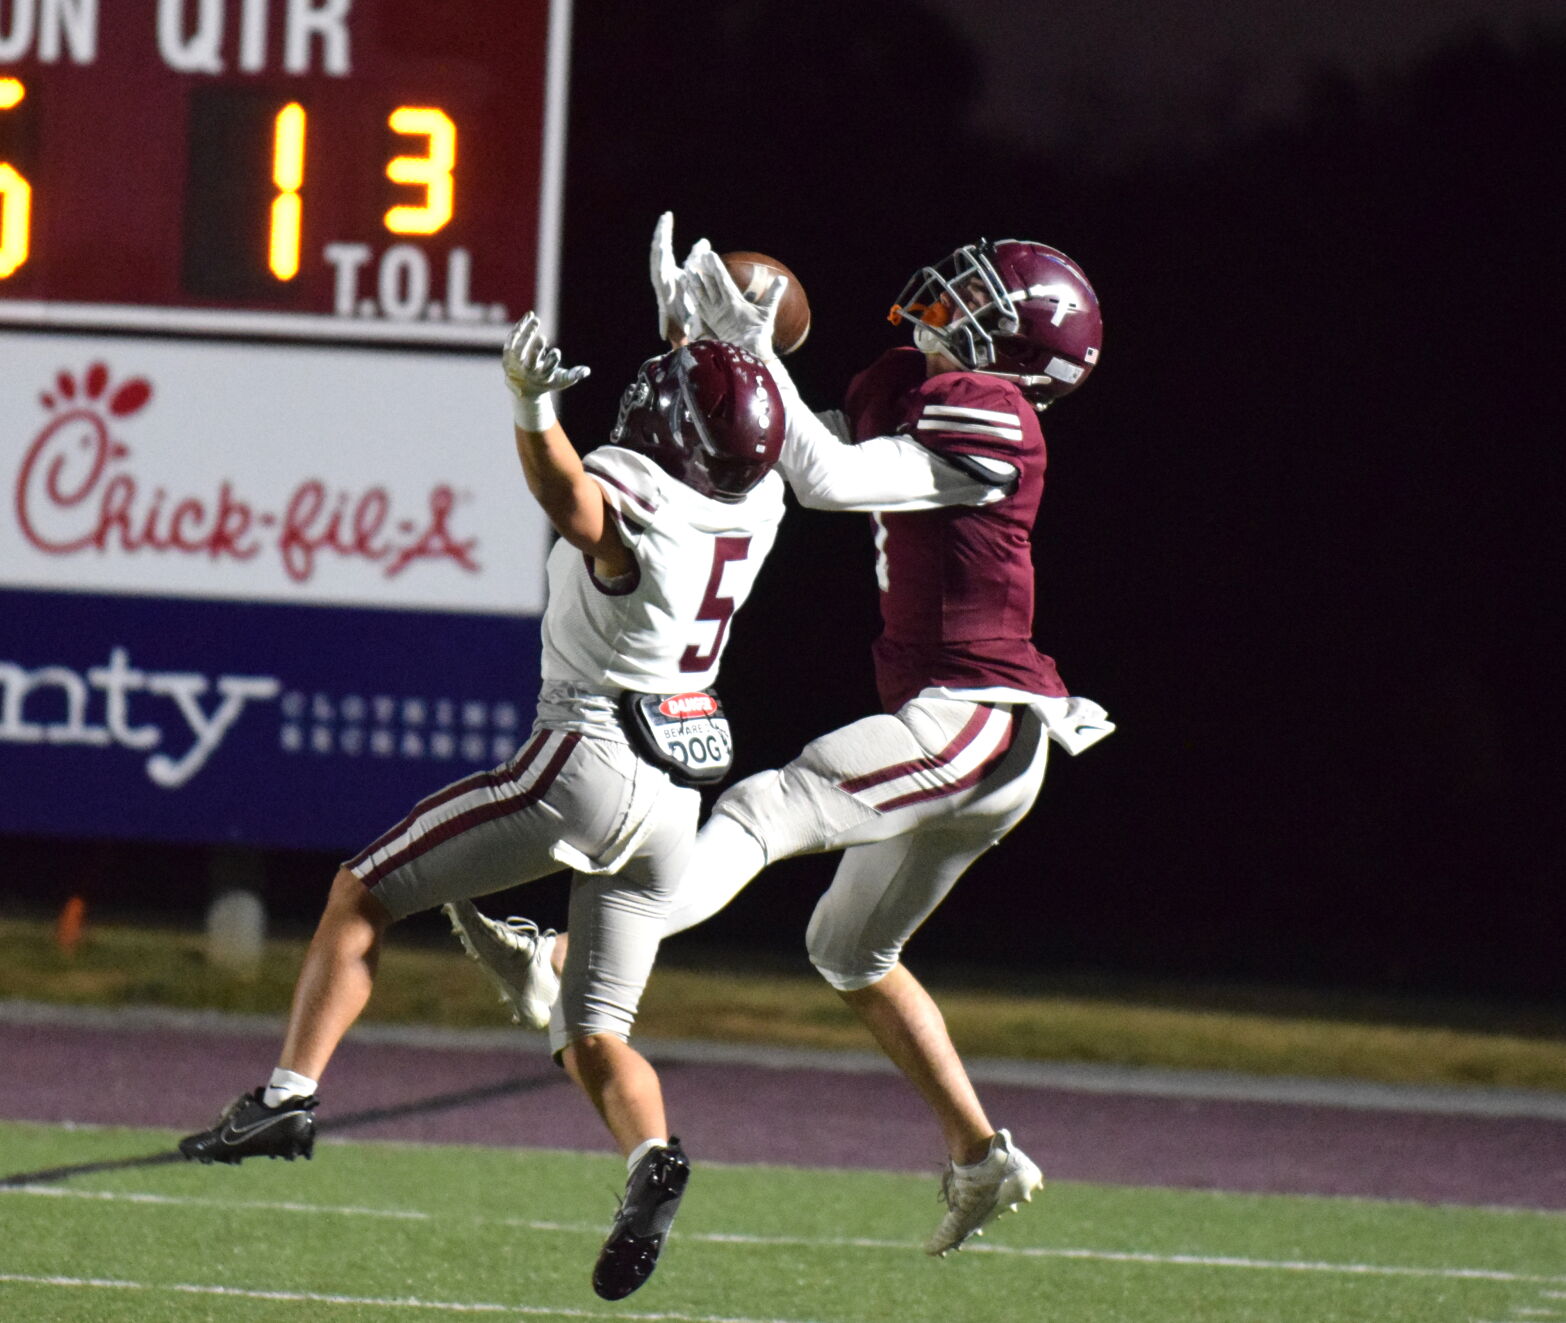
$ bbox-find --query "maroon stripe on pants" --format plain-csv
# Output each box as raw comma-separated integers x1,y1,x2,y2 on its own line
871,710,1021,811
837,704,999,795
348,730,569,885
346,729,553,875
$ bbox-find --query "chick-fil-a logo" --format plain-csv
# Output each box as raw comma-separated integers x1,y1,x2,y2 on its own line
14,363,480,584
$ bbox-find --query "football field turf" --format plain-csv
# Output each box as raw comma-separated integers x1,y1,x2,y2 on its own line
3,1121,1562,1323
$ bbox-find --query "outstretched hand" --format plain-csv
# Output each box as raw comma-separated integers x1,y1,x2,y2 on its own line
503,312,589,399
686,248,785,361
650,212,711,344
502,312,589,429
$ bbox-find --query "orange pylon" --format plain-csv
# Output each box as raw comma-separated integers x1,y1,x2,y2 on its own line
55,895,87,954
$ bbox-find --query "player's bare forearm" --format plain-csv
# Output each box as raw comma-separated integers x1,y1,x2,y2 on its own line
514,423,633,574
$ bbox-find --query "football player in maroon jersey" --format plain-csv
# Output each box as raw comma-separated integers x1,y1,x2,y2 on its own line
457,220,1115,1258
677,238,1115,1256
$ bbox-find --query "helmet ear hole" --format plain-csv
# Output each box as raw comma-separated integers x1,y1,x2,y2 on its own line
992,335,1039,371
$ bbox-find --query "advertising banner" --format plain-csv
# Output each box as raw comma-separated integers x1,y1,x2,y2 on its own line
1,0,571,851
1,334,549,851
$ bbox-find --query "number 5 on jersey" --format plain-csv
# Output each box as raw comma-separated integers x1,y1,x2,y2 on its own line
679,536,751,672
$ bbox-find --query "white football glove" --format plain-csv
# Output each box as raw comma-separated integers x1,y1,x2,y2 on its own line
650,211,712,344
502,312,589,430
687,248,786,362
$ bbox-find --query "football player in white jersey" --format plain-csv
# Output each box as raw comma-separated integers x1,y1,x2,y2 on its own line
456,217,1114,1259
180,312,791,1300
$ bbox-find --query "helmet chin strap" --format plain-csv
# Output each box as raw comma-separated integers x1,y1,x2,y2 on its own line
913,322,948,358
914,323,980,378
970,367,1054,411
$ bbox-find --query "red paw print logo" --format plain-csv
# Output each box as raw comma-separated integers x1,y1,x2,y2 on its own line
39,362,153,418
16,361,156,554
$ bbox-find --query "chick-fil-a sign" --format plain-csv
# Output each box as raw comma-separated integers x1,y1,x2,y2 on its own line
17,364,478,583
1,333,548,615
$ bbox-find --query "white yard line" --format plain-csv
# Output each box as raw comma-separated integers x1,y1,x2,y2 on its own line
12,1184,432,1220
7,1184,1566,1287
0,1274,815,1323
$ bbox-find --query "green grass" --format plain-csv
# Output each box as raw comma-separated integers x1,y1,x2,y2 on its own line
2,1120,1563,1323
4,916,1566,1092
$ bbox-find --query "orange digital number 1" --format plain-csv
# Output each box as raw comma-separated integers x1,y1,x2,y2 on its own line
269,101,306,280
0,77,31,279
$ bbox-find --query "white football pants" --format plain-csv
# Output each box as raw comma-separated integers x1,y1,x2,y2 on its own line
662,695,1053,989
346,726,696,1052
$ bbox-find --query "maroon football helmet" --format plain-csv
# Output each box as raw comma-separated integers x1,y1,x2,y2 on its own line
611,341,785,501
889,239,1102,408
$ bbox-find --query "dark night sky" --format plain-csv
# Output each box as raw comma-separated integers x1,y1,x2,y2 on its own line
934,0,1562,161
534,2,1564,1000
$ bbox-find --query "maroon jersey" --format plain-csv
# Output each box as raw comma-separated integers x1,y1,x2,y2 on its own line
844,347,1068,711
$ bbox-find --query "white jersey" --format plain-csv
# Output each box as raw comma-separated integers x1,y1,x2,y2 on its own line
538,446,784,730
768,356,1003,513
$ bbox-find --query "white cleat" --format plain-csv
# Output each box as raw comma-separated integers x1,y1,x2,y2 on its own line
925,1128,1044,1257
444,900,559,1031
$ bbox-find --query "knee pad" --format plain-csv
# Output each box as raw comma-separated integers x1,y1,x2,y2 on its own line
714,767,830,861
808,953,889,993
550,1018,630,1060
806,907,896,992
711,769,786,832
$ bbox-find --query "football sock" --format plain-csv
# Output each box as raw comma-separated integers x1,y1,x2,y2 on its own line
661,813,765,937
263,1068,319,1108
627,1137,669,1172
956,1134,1003,1171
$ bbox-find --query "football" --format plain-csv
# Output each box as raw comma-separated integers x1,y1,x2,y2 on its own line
721,251,811,355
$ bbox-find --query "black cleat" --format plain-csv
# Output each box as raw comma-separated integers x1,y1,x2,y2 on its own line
179,1088,318,1165
592,1138,691,1300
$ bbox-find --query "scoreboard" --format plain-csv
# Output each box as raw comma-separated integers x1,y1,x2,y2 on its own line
0,0,572,340
0,0,573,851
